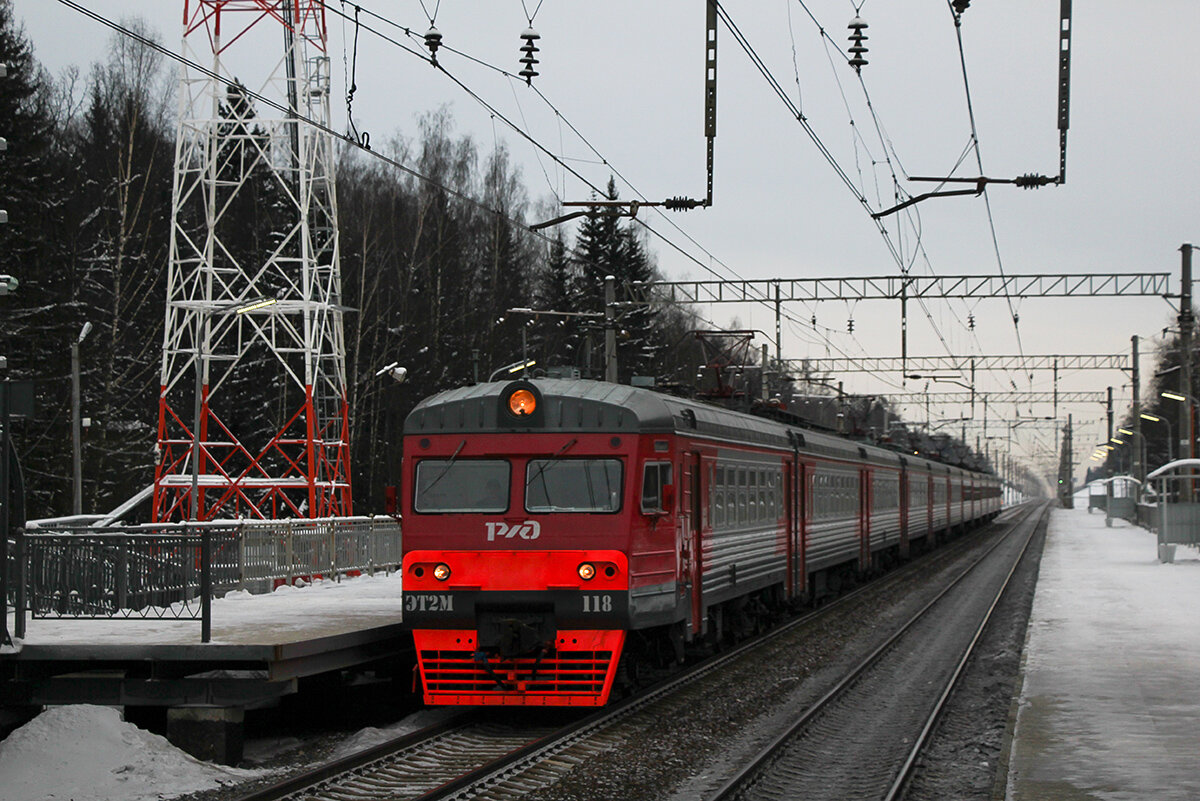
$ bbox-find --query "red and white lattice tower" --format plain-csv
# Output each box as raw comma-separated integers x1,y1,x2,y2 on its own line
153,1,351,521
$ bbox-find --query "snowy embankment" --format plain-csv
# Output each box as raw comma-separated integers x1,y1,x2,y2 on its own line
0,705,265,801
1,570,408,800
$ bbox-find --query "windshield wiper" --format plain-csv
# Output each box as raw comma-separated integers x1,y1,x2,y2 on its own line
526,438,577,508
419,439,467,497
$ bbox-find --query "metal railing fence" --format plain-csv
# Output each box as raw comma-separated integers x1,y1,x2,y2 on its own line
4,516,401,643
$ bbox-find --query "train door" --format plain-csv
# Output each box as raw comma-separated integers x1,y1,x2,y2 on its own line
945,474,953,535
685,452,704,637
927,472,936,546
785,459,806,600
859,467,871,571
899,462,910,559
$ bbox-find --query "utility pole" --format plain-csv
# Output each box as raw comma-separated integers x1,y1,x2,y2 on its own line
71,322,92,516
761,345,769,402
1180,245,1193,501
604,276,618,383
1058,414,1074,508
1106,386,1113,446
1131,334,1142,484
774,282,782,366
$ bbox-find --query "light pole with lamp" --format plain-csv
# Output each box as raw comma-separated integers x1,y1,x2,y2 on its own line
71,322,92,517
1161,390,1195,458
191,297,277,643
1162,390,1196,501
1117,426,1148,484
1139,412,1173,464
488,359,538,383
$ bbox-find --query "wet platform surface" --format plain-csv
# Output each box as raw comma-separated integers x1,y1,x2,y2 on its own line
1004,503,1200,801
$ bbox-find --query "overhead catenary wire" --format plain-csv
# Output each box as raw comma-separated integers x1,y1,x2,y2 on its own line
785,0,1027,394
63,0,967,401
318,0,873,365
946,1,1030,391
749,2,978,385
50,0,852,383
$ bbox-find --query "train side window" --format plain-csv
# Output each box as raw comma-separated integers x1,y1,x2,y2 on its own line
641,462,674,514
748,471,758,523
771,470,781,519
759,470,768,519
713,467,725,529
737,468,748,525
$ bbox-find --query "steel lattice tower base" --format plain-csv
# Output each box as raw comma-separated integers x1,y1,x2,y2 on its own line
153,1,351,521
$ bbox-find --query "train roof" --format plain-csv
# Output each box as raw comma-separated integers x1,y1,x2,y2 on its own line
404,378,988,477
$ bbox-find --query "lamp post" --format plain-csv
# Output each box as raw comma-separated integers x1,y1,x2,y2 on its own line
1117,426,1147,485
1162,390,1196,501
1139,412,1173,464
1160,390,1195,456
71,322,92,517
488,359,538,383
191,297,276,644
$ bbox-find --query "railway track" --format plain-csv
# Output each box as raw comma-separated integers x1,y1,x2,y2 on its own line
708,501,1048,801
230,711,559,801
228,508,1031,801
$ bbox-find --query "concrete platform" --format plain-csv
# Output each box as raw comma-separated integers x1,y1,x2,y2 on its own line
1003,502,1200,800
1,571,408,708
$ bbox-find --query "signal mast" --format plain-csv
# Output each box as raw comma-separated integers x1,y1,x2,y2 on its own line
153,1,351,521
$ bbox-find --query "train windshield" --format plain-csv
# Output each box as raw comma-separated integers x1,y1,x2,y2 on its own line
525,459,622,513
414,459,510,513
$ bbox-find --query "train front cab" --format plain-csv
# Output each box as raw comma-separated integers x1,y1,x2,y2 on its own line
401,380,680,707
404,548,628,707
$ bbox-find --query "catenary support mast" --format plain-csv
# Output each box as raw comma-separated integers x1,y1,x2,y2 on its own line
153,1,351,521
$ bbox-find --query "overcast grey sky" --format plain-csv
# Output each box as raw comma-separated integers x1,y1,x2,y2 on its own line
13,1,1200,475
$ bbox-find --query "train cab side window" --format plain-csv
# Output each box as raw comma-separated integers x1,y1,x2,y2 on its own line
641,462,674,514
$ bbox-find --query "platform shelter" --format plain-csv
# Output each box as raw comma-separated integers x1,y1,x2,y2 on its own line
1144,459,1200,562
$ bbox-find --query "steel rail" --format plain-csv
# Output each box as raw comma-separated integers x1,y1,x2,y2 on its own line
231,507,1023,801
882,502,1046,801
414,512,1021,801
230,711,480,801
708,501,1047,801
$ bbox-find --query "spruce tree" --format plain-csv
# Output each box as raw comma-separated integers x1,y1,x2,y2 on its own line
0,0,75,516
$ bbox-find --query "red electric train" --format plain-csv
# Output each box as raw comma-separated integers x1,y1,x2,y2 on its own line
400,378,1002,707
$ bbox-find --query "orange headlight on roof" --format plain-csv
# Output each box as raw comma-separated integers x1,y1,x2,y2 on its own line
508,389,537,416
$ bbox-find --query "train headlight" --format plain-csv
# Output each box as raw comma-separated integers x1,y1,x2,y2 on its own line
578,562,596,581
433,563,452,581
508,389,537,416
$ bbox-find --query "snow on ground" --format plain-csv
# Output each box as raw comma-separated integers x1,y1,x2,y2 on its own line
329,707,463,760
5,568,403,647
0,703,460,801
1006,499,1200,800
0,571,407,799
0,705,267,801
